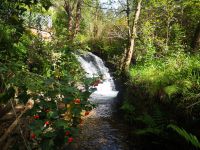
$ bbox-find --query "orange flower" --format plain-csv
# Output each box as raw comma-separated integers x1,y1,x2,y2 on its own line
93,80,101,86
74,98,81,104
79,119,83,124
34,115,39,119
45,121,50,125
31,133,36,139
65,130,70,136
45,109,50,113
68,137,73,143
85,111,90,116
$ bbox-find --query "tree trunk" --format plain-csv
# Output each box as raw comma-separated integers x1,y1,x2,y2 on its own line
119,0,130,70
165,20,170,51
191,22,200,50
64,0,82,42
121,0,142,72
74,0,82,36
64,0,74,39
126,0,131,41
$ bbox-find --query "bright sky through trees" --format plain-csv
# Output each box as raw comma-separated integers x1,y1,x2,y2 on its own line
100,0,120,9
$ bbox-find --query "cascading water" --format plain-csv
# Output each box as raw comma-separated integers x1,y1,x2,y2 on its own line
70,52,132,150
76,52,118,118
76,52,118,97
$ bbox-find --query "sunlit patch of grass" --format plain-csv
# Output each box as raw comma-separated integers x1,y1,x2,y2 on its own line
129,53,200,106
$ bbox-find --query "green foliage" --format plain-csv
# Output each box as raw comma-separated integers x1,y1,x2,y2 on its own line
121,0,200,147
130,52,200,108
168,124,200,148
164,85,179,98
0,28,95,149
120,100,135,123
135,106,168,135
134,0,200,61
85,11,127,67
135,114,161,135
136,20,156,62
0,0,97,149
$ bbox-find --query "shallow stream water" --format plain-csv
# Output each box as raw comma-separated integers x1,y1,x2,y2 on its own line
69,52,134,150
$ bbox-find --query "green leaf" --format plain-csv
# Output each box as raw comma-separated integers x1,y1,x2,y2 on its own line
63,87,78,94
121,101,135,114
135,127,162,135
0,93,7,103
34,129,43,136
44,131,56,138
72,107,81,116
55,120,69,128
0,87,15,103
164,85,179,97
168,124,200,148
47,111,59,119
63,97,73,103
29,120,44,131
136,114,156,127
40,0,52,10
17,91,30,103
41,139,54,150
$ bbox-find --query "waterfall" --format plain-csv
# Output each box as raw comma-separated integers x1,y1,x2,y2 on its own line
73,52,130,150
76,51,118,98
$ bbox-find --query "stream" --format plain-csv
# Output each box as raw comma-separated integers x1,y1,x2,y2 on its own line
69,52,134,150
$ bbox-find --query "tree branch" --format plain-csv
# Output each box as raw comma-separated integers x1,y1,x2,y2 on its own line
0,100,34,147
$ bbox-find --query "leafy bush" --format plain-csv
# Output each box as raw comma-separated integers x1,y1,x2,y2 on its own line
0,4,97,148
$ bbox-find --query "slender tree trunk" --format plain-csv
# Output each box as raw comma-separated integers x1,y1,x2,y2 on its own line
126,0,131,41
74,0,82,36
93,1,100,38
166,20,170,51
121,0,142,72
93,13,98,38
64,0,74,39
120,0,130,70
191,22,200,50
64,0,82,42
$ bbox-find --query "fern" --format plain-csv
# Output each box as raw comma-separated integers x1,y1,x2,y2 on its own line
135,107,168,135
164,85,179,98
168,124,200,148
135,113,161,135
121,101,135,114
136,114,156,127
121,101,135,123
136,127,162,135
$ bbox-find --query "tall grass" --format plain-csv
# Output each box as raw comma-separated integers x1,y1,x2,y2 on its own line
129,52,200,108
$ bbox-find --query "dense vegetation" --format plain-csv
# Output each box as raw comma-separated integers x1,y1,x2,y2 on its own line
84,0,200,149
0,0,200,149
0,0,97,149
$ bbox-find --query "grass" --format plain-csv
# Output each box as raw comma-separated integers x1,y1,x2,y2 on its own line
129,52,200,107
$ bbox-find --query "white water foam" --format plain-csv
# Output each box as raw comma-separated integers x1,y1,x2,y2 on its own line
76,52,118,97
